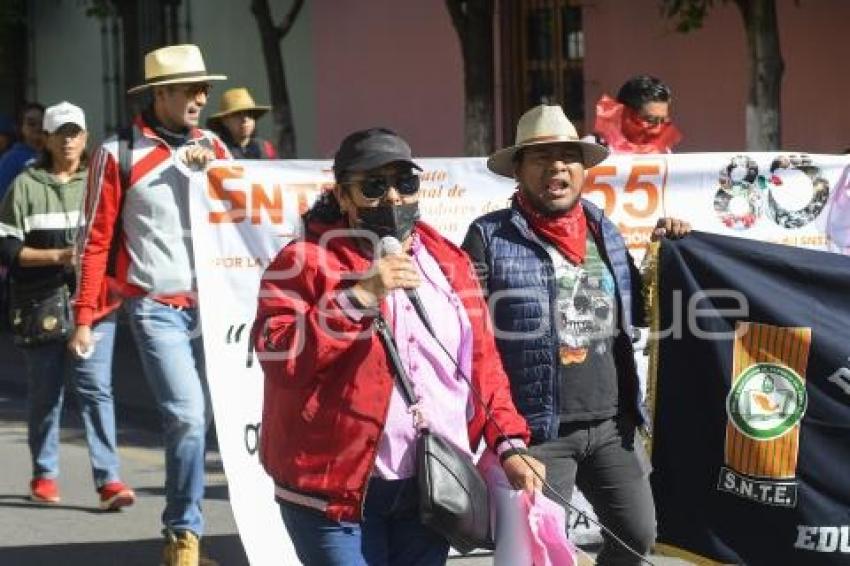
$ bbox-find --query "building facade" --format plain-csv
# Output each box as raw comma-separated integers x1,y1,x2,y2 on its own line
11,0,850,156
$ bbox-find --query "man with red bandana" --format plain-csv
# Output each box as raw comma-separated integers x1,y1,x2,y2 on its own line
591,75,682,154
464,104,690,564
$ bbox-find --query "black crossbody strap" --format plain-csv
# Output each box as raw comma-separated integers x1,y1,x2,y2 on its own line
118,126,133,190
374,315,418,407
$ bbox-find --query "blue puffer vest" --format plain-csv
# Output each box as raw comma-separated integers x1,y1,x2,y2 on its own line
468,199,646,443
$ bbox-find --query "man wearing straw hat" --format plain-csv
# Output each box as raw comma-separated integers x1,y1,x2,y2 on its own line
207,87,277,159
70,44,231,565
463,104,689,565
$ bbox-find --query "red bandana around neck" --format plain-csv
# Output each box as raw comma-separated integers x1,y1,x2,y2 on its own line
516,191,587,265
593,94,682,154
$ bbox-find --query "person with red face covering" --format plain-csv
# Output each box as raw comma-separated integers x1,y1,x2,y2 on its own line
591,75,682,154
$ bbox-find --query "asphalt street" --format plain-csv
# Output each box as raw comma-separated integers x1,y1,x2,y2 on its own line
0,384,692,566
0,387,247,565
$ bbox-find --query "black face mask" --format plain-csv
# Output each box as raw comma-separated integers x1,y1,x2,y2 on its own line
355,202,420,242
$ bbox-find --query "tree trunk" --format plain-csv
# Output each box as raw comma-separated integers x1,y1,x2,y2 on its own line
447,0,495,156
734,0,783,150
115,1,143,120
7,1,29,114
250,0,298,157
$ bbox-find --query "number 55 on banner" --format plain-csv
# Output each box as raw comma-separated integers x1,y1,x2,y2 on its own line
583,157,669,257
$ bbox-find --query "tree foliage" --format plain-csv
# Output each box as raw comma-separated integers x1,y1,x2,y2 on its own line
84,0,115,19
660,0,785,149
660,0,718,32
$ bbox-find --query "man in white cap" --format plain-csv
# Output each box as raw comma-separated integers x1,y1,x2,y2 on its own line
69,44,231,565
463,104,689,565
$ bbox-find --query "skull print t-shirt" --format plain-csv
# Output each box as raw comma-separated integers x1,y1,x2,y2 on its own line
546,233,619,422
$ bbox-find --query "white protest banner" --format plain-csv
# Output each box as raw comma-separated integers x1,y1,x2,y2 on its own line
190,160,330,565
191,153,849,564
660,152,849,252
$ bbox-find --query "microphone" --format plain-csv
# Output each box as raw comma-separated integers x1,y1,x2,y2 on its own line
379,235,434,334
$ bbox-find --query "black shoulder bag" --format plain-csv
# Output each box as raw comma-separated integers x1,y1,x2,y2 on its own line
373,314,494,554
9,276,73,347
9,126,134,347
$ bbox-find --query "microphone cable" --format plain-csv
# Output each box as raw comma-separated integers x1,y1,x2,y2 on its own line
376,234,654,565
398,281,656,566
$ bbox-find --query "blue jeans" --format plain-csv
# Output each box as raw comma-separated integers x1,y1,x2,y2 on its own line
23,313,120,488
279,477,449,566
125,297,211,536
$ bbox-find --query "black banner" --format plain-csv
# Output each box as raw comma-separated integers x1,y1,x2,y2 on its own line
648,232,850,566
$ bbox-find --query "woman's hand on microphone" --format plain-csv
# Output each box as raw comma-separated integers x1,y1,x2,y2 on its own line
351,255,420,307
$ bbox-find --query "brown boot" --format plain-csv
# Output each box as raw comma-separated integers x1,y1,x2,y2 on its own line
161,530,219,566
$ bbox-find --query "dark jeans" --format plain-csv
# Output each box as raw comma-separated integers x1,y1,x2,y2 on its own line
530,416,656,566
279,477,449,566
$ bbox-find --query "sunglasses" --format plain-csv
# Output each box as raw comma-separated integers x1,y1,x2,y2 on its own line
180,83,212,97
521,147,582,164
345,174,421,200
638,114,670,127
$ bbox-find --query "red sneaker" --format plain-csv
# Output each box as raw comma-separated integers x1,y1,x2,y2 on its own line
30,477,60,504
98,480,136,511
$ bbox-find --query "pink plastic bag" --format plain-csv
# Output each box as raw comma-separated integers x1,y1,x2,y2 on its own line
523,487,578,566
479,451,578,566
826,164,850,254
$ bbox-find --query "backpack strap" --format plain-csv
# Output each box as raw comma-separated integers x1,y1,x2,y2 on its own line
118,126,133,190
106,126,134,277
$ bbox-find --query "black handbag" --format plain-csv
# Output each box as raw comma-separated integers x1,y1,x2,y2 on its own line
8,282,73,347
417,428,494,553
374,316,494,554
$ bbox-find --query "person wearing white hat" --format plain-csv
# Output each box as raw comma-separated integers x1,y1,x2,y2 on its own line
68,44,231,565
0,101,135,512
207,87,277,159
463,104,690,565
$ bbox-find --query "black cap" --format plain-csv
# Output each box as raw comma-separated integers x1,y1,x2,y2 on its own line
332,128,422,175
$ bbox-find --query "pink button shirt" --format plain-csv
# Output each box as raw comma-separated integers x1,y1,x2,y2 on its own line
374,236,474,479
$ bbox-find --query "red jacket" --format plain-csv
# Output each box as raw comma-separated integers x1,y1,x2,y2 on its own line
253,219,530,522
74,115,230,325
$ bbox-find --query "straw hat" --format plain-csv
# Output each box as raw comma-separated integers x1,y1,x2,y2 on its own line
488,104,609,177
208,88,271,121
127,44,226,94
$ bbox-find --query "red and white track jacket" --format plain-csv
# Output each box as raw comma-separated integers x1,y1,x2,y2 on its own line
74,114,230,326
